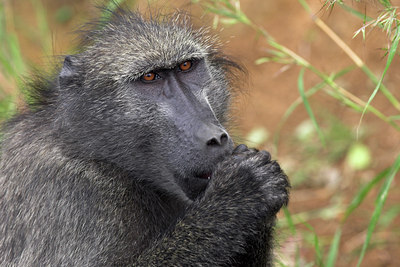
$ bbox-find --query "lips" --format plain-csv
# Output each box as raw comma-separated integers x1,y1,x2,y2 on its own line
193,167,214,180
196,172,212,180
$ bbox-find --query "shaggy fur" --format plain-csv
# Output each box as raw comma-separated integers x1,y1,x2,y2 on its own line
0,7,289,266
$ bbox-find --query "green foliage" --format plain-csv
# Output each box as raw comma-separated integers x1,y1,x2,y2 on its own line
326,228,341,267
0,2,25,120
357,153,400,266
298,68,326,146
0,95,16,120
358,24,400,130
0,5,26,78
343,168,389,222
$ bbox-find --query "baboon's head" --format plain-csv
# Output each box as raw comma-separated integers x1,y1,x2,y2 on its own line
56,9,240,201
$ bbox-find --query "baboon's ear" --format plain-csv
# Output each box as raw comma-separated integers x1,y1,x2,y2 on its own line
59,55,79,87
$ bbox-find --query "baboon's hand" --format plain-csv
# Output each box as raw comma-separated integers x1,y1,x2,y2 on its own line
208,144,290,216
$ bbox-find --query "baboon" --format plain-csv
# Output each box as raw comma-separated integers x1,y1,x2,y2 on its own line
0,6,289,266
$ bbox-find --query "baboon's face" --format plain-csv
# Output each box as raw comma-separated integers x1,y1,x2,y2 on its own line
57,15,235,199
128,57,234,198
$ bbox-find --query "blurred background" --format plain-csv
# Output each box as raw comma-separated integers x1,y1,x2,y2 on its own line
1,0,399,266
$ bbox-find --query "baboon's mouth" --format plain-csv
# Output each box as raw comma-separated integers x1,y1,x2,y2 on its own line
195,172,212,180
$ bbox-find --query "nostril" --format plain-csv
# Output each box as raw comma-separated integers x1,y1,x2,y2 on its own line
207,137,220,146
220,133,228,144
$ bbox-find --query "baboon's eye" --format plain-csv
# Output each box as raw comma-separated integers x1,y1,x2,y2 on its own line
179,60,192,72
141,72,159,82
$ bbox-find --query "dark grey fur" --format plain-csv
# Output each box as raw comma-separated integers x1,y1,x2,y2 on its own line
0,7,289,266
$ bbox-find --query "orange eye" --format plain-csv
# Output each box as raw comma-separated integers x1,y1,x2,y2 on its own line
142,72,156,81
179,60,192,71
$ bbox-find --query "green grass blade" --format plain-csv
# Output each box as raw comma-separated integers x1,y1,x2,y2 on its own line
359,59,400,112
378,0,392,8
274,66,354,146
105,0,128,10
301,0,400,111
0,3,25,78
303,222,323,266
101,0,129,20
205,5,250,25
357,153,400,267
216,0,235,11
283,207,296,235
342,167,390,222
8,33,26,76
0,53,15,78
340,4,373,22
326,228,342,267
0,94,16,119
297,68,326,146
322,86,400,131
358,25,400,129
389,115,400,120
298,0,311,13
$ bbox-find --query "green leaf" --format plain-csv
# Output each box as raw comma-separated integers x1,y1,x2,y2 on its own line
343,168,389,221
283,207,296,235
357,153,400,267
255,57,271,65
220,18,239,25
358,25,400,128
297,68,326,145
378,0,392,8
101,0,128,20
274,66,355,146
303,222,323,266
326,228,342,267
0,95,16,120
340,3,373,22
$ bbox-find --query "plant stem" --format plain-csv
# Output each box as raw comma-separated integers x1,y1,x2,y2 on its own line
304,1,400,111
257,25,400,131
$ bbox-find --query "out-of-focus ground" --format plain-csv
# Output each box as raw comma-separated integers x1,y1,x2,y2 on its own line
4,0,400,266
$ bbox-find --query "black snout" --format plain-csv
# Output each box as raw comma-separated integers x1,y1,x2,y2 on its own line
197,123,231,149
206,132,228,147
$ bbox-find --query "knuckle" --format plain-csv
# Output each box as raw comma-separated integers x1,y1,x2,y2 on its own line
232,144,248,154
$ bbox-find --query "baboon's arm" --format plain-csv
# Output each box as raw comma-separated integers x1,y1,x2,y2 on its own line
135,199,276,266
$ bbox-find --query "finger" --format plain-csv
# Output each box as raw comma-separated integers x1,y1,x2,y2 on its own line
232,144,248,154
259,150,271,161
